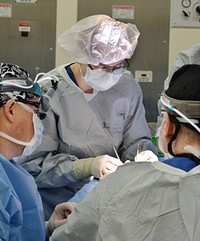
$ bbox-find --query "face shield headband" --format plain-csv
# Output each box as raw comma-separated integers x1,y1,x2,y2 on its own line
0,78,40,96
0,78,40,106
160,94,200,160
0,78,45,119
160,93,200,133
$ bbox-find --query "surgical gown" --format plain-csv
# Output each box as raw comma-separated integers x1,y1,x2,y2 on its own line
50,157,200,241
164,42,200,90
0,154,45,241
17,64,157,219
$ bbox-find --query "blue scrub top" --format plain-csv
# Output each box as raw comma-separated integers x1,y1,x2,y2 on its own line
163,156,197,172
0,154,45,241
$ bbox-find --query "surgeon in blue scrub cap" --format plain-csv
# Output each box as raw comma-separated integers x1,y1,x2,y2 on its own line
0,63,45,241
16,15,157,220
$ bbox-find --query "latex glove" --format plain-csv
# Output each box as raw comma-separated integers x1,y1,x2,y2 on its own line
74,155,123,180
74,157,95,179
134,150,158,163
46,202,77,237
91,155,123,180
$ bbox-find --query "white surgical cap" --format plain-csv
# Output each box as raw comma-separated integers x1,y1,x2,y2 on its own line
58,15,140,65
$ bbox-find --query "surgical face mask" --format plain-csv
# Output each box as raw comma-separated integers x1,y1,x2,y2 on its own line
157,125,173,160
0,102,43,157
83,67,122,91
22,113,43,156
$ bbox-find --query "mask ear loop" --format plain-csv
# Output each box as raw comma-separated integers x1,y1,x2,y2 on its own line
167,115,180,157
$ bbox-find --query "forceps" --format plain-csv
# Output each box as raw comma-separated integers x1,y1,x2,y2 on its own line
136,143,140,156
113,146,121,161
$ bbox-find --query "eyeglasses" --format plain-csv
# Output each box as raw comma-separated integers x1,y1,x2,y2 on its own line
89,59,130,73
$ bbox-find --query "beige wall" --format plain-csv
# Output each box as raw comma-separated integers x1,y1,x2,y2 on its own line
56,0,77,66
56,1,199,73
169,28,199,70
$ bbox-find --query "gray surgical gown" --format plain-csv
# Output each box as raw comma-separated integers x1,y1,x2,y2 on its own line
50,161,200,241
16,64,157,218
164,42,200,90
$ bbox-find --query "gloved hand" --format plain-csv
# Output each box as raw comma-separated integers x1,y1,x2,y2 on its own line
134,150,158,163
46,202,77,237
91,155,123,180
74,155,123,180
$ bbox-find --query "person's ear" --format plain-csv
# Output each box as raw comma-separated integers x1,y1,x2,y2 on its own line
162,112,175,138
4,99,16,123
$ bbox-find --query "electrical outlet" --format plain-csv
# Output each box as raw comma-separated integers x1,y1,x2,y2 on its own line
135,70,153,82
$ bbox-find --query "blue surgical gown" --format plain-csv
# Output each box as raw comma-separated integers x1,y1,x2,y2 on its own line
0,154,45,241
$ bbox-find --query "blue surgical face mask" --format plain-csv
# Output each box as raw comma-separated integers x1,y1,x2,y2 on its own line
0,102,43,157
83,67,123,91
